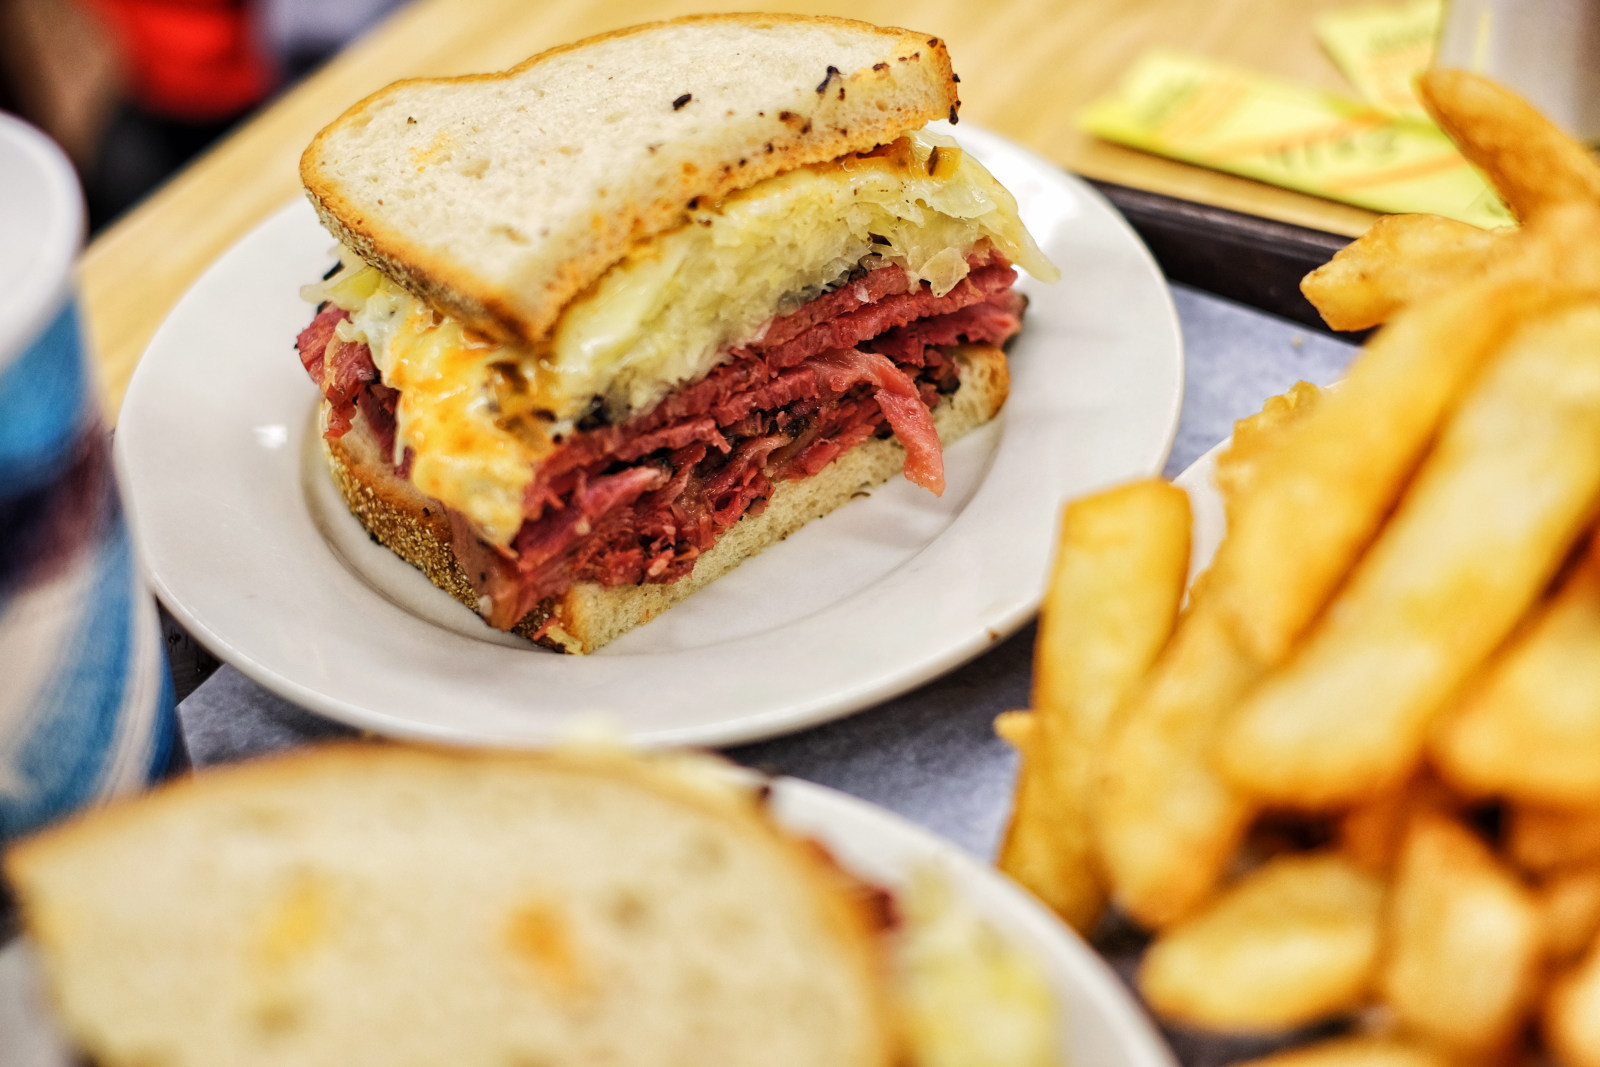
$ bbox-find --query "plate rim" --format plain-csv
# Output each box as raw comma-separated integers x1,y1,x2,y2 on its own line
115,124,1184,748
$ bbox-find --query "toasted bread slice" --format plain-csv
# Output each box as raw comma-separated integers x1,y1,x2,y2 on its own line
301,14,959,345
325,344,1009,653
5,745,898,1067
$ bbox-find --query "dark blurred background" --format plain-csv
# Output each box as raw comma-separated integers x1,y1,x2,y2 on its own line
0,0,404,233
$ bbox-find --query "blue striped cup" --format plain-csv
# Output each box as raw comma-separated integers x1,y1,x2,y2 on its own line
0,114,175,844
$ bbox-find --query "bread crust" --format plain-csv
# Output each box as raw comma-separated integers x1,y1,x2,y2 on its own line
301,14,959,346
324,344,1009,653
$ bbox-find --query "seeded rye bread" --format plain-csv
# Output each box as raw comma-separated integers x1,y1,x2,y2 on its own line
300,14,961,345
5,745,899,1067
328,343,1010,653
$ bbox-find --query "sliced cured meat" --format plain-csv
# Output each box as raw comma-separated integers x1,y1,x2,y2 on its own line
295,306,382,440
298,250,1025,625
808,349,944,494
870,290,1026,364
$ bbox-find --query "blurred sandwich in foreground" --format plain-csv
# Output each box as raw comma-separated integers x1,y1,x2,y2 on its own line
5,745,1060,1067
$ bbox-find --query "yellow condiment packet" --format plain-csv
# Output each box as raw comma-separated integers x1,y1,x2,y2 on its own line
1315,0,1444,121
1078,49,1513,228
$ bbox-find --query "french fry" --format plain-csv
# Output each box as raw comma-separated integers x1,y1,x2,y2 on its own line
1226,1035,1456,1067
1337,776,1457,877
993,709,1032,749
997,480,1190,933
1476,200,1600,296
1214,382,1323,514
1380,814,1544,1056
1030,481,1192,731
1093,376,1351,924
1093,597,1257,928
1301,213,1509,332
1418,69,1600,223
1220,299,1600,808
1507,806,1600,876
1547,941,1600,1067
998,712,1102,930
1432,539,1600,807
1304,197,1600,340
1137,851,1384,1031
1207,277,1560,669
1539,863,1600,964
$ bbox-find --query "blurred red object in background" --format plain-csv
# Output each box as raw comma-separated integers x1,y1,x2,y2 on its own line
1,0,400,228
0,0,280,227
81,0,276,121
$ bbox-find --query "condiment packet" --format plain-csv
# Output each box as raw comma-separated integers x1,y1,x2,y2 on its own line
1078,49,1512,228
1315,0,1443,122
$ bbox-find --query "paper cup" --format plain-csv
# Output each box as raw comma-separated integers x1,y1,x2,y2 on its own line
1437,0,1600,143
0,114,175,844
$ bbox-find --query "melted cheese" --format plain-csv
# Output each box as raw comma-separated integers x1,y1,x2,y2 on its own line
364,306,532,546
312,130,1056,546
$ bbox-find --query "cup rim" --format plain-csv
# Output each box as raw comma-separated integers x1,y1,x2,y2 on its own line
0,114,84,376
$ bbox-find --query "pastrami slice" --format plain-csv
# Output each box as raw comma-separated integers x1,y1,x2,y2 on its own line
298,256,1025,628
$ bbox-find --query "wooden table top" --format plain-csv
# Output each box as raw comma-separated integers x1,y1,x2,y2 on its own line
82,0,1380,420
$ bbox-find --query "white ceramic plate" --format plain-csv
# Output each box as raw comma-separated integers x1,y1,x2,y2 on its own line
1175,440,1228,584
0,774,1175,1067
115,124,1183,747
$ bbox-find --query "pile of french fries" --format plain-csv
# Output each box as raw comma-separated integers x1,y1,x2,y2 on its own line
1000,69,1600,1067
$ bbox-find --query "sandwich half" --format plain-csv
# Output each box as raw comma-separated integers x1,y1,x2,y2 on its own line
294,14,1058,652
4,745,1062,1067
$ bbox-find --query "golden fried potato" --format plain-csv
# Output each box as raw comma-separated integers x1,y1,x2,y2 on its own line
1225,1035,1455,1067
1507,805,1600,876
1207,277,1558,669
1030,480,1192,733
1432,539,1600,806
1337,776,1457,877
997,480,1190,934
1214,381,1323,515
1137,851,1384,1031
1473,200,1600,298
1418,69,1600,223
993,709,1032,749
995,709,1084,920
1547,941,1600,1067
1303,199,1600,341
1380,814,1544,1056
1301,214,1509,332
1093,599,1257,928
1539,862,1600,964
1220,300,1600,808
998,714,1100,930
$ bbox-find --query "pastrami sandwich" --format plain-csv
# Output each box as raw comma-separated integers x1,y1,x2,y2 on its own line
6,744,1061,1066
294,14,1057,653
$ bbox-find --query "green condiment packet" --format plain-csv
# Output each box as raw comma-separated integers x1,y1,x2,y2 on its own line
1316,0,1443,122
1078,49,1512,228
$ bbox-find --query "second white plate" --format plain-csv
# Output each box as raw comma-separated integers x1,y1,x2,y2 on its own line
115,125,1183,747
